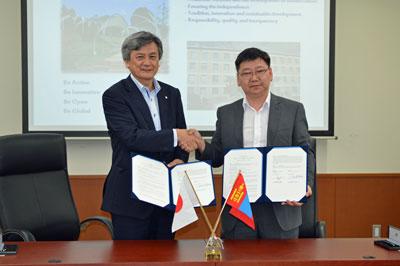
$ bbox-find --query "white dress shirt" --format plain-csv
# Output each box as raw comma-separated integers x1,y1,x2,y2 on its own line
130,74,178,147
242,92,271,148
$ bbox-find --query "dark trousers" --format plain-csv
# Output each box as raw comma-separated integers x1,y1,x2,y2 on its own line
111,206,174,240
222,203,299,240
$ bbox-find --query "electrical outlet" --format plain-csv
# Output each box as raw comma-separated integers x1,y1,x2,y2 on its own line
372,224,381,238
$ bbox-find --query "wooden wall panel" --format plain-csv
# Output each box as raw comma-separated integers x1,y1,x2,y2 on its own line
70,173,400,240
333,174,400,238
316,175,336,237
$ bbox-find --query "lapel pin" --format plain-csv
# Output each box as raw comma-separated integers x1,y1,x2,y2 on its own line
165,96,168,99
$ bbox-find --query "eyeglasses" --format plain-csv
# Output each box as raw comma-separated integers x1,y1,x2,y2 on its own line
239,68,269,79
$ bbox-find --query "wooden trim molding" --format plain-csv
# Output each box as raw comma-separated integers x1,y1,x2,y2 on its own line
69,173,400,239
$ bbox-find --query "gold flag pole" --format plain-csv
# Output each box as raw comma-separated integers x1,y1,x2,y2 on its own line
203,170,242,260
211,195,228,236
210,170,241,236
184,170,214,235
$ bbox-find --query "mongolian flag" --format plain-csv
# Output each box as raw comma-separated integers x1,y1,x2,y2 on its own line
226,172,255,230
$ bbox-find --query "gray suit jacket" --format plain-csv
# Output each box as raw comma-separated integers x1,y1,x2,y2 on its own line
197,93,315,232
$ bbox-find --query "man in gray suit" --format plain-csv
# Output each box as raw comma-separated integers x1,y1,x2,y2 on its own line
183,47,315,239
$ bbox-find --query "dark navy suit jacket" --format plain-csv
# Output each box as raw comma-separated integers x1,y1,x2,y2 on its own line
102,76,188,219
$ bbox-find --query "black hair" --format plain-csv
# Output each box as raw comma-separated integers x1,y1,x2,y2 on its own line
235,47,271,71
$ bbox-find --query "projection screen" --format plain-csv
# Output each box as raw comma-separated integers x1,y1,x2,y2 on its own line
22,0,335,136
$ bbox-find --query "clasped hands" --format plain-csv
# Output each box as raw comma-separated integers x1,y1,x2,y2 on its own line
176,128,205,153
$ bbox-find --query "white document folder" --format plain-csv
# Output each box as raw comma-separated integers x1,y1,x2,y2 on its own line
223,146,308,203
131,154,216,209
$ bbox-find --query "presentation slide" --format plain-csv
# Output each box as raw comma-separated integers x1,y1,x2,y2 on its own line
25,0,333,134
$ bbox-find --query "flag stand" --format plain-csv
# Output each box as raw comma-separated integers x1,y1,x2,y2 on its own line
204,234,223,260
205,169,258,260
184,171,223,260
203,171,242,261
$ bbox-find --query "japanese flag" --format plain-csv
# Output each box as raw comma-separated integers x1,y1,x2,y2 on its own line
171,177,198,232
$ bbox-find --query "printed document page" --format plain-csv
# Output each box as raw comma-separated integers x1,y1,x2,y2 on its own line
265,147,307,202
131,155,169,207
171,161,215,207
223,148,263,202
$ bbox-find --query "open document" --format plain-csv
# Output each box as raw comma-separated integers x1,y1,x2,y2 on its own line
223,146,308,203
131,155,215,209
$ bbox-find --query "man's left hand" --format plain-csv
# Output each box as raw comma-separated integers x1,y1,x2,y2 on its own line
281,185,312,207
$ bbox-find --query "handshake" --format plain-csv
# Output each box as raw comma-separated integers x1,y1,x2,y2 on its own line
176,129,205,153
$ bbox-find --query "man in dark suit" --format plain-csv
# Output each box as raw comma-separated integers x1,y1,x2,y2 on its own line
102,31,196,240
186,47,315,239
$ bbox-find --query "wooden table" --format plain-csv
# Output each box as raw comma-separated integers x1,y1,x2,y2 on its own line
1,238,399,265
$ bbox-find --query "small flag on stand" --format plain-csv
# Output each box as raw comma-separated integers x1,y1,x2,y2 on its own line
171,176,198,232
226,172,255,230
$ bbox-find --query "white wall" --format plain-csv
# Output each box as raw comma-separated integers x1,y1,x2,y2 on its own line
1,0,400,174
324,0,400,172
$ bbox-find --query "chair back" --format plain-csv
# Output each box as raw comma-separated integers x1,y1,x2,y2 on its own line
0,133,80,240
299,137,318,238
